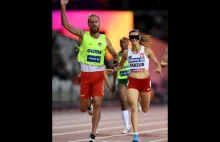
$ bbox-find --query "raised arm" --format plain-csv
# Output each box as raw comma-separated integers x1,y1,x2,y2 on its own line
60,0,84,38
145,47,163,76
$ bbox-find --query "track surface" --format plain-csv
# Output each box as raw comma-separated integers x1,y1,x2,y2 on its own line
53,105,167,142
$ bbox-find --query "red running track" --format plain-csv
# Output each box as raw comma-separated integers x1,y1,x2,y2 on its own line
53,105,167,142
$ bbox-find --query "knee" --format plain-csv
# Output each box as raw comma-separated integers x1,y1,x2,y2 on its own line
93,100,101,108
80,108,87,112
142,107,149,113
131,105,138,112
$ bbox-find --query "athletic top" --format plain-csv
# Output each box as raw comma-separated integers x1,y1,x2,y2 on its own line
127,46,149,72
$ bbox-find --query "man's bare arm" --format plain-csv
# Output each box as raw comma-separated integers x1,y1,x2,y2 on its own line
104,72,112,92
60,0,84,38
106,38,119,62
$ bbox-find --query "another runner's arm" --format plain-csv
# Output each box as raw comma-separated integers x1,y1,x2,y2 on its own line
112,69,117,84
113,50,128,72
104,72,112,92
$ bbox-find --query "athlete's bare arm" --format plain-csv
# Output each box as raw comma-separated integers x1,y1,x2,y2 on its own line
114,50,128,71
145,47,163,76
161,47,168,68
105,50,127,74
60,0,84,38
104,72,112,92
112,70,117,92
106,38,119,62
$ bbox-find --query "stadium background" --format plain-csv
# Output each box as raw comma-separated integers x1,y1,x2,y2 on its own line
52,0,168,109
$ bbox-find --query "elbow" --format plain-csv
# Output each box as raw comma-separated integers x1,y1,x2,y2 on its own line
114,55,119,61
61,20,69,28
61,22,67,28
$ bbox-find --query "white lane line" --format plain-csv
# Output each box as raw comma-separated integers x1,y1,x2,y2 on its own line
67,128,167,142
53,121,167,136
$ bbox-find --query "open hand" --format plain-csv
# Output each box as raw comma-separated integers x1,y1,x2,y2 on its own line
154,68,163,76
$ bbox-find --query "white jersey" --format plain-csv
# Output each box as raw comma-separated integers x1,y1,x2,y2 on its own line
127,46,149,72
80,63,105,72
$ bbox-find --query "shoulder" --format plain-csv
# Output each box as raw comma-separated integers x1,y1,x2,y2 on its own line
122,49,128,58
143,46,151,51
143,46,152,56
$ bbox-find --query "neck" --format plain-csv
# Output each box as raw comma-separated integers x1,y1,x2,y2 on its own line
90,32,100,39
131,44,141,51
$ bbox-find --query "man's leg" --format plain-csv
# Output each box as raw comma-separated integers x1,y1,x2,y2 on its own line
91,96,102,134
89,71,104,142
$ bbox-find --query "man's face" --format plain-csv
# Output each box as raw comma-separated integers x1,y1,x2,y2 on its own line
88,16,100,33
120,39,129,51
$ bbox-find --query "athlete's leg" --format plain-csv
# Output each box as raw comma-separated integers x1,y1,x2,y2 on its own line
139,77,151,113
79,84,91,112
138,96,142,111
91,96,103,134
127,88,139,133
89,71,104,141
139,91,151,113
79,71,92,113
80,98,90,112
117,81,130,133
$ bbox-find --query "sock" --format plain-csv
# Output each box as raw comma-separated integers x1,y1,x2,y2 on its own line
134,132,138,135
121,110,130,130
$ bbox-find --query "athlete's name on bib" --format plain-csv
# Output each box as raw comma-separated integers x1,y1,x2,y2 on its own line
129,62,144,67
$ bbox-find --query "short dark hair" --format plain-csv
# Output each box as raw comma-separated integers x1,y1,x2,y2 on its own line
88,14,100,23
129,29,140,35
120,37,129,41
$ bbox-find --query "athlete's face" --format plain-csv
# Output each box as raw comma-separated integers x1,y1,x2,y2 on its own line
129,32,140,45
120,39,129,51
88,16,100,33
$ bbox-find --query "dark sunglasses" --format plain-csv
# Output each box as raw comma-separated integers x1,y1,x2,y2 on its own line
129,35,140,40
